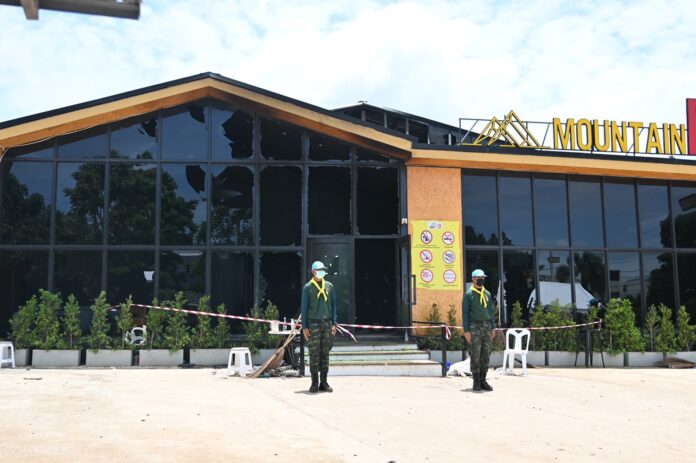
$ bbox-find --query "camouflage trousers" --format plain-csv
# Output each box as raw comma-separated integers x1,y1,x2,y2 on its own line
468,320,492,375
308,319,333,374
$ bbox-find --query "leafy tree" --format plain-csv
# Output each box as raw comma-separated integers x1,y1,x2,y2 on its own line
242,305,265,354
9,295,39,349
446,304,465,351
191,295,214,349
62,294,82,349
604,298,643,354
211,303,230,348
145,298,166,349
163,292,191,351
655,304,677,353
87,291,111,351
35,290,63,349
676,305,694,352
115,295,135,350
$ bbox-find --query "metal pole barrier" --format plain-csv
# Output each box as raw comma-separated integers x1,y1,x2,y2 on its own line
441,324,447,377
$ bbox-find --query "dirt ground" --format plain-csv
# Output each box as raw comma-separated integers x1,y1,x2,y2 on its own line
1,367,694,463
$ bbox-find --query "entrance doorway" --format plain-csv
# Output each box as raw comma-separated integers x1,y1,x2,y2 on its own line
307,238,353,324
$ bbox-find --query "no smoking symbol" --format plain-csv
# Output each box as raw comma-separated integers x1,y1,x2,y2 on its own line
421,230,433,244
442,231,455,245
420,269,434,283
420,250,433,264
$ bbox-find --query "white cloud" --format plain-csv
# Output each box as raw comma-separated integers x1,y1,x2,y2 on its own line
0,0,695,129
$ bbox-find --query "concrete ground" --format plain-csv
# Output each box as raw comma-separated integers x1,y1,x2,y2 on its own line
1,367,694,463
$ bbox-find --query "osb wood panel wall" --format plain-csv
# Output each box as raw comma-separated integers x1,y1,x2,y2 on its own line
407,166,464,332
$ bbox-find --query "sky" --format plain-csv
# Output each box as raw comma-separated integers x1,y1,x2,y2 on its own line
0,0,695,128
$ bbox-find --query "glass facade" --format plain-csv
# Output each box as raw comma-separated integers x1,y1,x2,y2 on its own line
0,98,401,334
462,170,696,325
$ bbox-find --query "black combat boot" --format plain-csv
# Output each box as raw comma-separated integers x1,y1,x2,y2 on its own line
319,371,333,392
309,371,319,393
480,369,493,392
472,373,482,392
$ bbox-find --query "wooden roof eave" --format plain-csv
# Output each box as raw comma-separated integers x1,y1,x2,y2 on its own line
408,148,696,181
0,77,412,161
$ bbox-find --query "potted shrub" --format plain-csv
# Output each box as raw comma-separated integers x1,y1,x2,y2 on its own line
32,290,81,367
675,305,696,362
254,301,281,365
140,294,186,366
603,298,645,367
86,294,133,367
9,295,39,366
190,295,229,366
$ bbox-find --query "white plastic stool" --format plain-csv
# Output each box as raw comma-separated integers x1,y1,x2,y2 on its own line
227,347,253,377
0,341,15,369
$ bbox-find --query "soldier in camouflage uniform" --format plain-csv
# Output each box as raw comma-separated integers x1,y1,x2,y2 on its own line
462,269,496,392
301,261,338,393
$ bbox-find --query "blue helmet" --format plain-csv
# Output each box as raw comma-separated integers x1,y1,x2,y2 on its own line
471,269,486,278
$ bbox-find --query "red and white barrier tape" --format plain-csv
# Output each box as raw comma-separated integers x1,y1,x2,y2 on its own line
111,303,600,342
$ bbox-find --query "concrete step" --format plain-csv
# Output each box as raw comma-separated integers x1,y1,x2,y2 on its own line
301,350,430,362
327,343,419,352
303,359,442,376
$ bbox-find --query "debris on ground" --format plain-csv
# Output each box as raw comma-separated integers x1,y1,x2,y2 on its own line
664,357,696,369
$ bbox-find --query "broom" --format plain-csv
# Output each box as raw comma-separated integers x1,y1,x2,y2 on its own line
248,315,302,378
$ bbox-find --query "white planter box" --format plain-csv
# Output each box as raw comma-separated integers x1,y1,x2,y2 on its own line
32,349,80,368
429,351,464,364
592,352,625,367
489,351,503,367
671,352,696,363
252,348,277,366
190,349,230,366
627,352,664,367
14,348,30,367
525,351,545,366
546,351,577,367
138,349,183,366
86,350,132,367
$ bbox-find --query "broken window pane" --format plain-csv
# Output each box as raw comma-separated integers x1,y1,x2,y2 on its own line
162,102,208,160
260,252,302,321
356,148,396,163
160,163,207,245
159,250,206,304
387,114,406,133
211,102,253,160
357,167,398,235
308,133,350,161
260,166,302,246
211,251,254,321
355,239,397,326
260,118,302,160
365,108,384,126
210,165,254,245
110,113,158,160
408,120,428,143
308,166,351,235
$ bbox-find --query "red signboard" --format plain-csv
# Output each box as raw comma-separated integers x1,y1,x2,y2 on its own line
688,98,696,155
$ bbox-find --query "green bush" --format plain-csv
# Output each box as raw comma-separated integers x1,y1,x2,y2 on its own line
604,298,643,354
511,301,525,328
676,305,694,352
145,298,167,349
62,294,82,349
10,295,39,349
211,303,230,348
87,291,111,351
530,302,574,351
115,295,135,350
35,290,64,350
241,301,281,354
643,305,660,352
655,304,677,353
415,303,444,351
163,292,191,352
446,304,466,351
191,295,214,349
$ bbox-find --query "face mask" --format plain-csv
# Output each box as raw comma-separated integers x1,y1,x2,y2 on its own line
315,270,326,279
475,279,484,286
